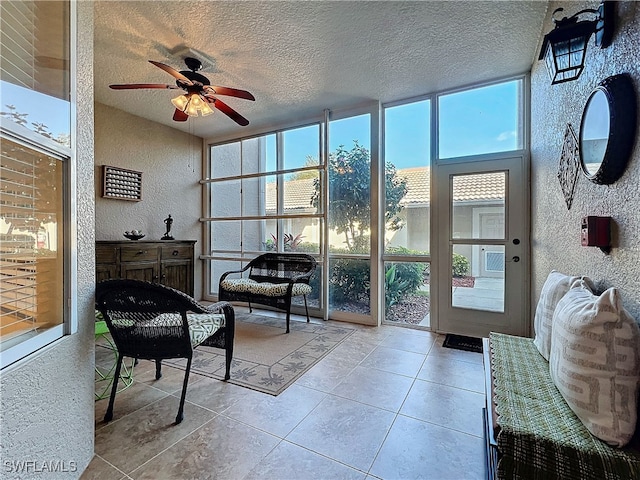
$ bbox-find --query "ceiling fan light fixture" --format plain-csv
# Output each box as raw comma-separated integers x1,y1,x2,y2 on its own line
184,98,200,117
189,94,203,108
180,93,214,117
200,101,214,116
171,94,189,110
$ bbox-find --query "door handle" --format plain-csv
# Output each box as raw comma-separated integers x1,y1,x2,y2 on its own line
512,256,520,262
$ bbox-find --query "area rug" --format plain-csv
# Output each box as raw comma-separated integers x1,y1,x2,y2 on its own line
165,314,354,396
442,333,483,353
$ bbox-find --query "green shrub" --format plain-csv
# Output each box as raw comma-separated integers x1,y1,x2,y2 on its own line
384,258,426,308
452,252,470,277
329,257,370,303
307,269,321,300
385,245,428,256
263,238,276,251
293,241,319,253
384,264,410,308
384,247,427,289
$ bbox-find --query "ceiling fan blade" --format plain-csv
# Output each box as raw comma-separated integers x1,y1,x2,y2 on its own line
172,108,189,122
204,96,249,126
148,60,193,85
109,83,181,90
204,85,255,101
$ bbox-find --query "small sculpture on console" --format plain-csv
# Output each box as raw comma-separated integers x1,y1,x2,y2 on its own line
162,214,174,240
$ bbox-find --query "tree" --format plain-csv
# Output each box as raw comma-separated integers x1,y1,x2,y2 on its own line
312,141,408,250
288,155,319,181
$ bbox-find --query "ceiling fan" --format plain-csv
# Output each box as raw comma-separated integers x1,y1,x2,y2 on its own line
109,57,255,126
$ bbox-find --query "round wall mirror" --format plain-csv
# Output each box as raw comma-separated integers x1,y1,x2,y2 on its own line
579,74,637,185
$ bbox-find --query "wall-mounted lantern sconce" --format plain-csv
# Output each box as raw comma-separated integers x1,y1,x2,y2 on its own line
538,1,613,85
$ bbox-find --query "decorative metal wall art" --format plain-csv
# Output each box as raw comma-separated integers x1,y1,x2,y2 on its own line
102,165,142,201
557,123,580,210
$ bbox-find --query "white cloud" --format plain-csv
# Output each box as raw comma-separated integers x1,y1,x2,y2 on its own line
496,131,516,142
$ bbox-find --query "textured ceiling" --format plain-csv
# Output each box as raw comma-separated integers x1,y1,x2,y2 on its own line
94,1,549,139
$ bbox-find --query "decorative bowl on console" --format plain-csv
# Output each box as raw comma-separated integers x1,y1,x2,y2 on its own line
123,231,145,240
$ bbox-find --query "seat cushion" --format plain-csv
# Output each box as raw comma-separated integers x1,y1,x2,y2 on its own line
146,313,226,347
221,278,312,297
533,271,593,360
549,281,640,447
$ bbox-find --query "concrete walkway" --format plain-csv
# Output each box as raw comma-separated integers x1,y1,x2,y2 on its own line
417,277,504,327
453,277,504,312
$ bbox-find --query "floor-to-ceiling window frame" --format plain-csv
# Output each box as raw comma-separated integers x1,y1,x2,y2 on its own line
381,97,432,329
201,116,327,320
202,75,528,331
325,103,380,326
432,75,529,336
380,75,528,333
202,104,382,327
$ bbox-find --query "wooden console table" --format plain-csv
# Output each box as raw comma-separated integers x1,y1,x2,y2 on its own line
96,240,196,296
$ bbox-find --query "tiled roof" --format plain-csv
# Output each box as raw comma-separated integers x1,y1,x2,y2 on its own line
451,171,505,202
265,166,504,211
265,177,316,212
397,167,429,205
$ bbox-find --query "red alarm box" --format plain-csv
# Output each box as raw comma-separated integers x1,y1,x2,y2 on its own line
581,216,611,248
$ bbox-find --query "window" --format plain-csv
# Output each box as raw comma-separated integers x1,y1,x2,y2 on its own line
327,114,372,315
438,79,523,159
205,123,324,311
0,0,73,368
0,138,66,354
204,78,525,328
1,1,71,144
384,99,431,253
383,99,431,326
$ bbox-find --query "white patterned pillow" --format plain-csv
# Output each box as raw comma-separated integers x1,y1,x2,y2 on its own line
186,313,225,347
533,271,593,360
146,313,225,347
549,282,640,447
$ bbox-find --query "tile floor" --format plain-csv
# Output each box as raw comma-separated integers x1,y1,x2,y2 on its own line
82,308,486,480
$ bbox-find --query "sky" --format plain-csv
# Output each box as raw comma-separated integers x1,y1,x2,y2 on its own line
268,79,521,171
3,78,520,170
1,81,70,139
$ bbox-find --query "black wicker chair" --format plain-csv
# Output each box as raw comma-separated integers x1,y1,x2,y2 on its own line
218,253,316,333
95,279,235,424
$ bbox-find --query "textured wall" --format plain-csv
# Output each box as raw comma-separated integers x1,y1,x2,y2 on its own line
94,103,204,298
531,1,640,324
0,2,96,477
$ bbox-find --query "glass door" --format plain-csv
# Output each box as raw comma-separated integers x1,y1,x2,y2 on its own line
435,156,529,337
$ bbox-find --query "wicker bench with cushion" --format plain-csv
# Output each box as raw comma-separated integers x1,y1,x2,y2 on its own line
483,271,640,479
218,253,316,333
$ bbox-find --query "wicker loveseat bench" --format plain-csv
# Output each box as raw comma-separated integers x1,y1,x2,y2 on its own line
484,332,640,480
218,253,316,333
